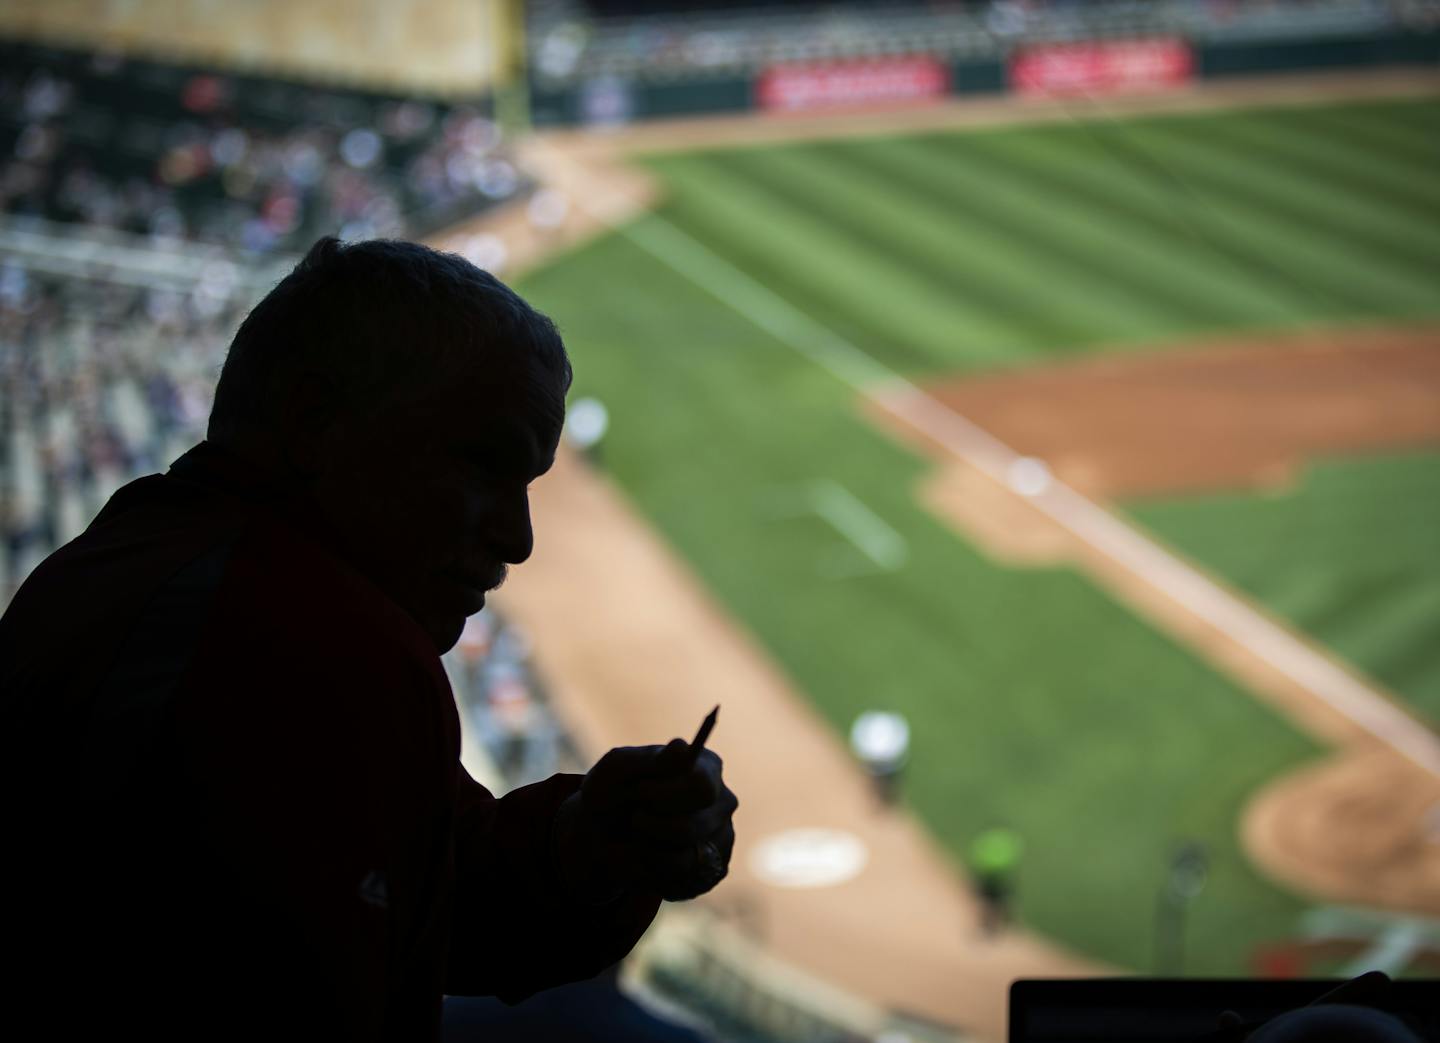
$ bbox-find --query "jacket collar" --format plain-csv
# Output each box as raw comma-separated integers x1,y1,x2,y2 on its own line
166,440,338,548
168,440,287,500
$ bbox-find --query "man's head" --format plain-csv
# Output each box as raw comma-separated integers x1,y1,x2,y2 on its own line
208,236,571,654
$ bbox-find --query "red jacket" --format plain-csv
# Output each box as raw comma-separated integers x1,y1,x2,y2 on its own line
0,440,659,1040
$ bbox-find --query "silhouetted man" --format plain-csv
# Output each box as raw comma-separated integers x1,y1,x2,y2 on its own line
0,237,738,1040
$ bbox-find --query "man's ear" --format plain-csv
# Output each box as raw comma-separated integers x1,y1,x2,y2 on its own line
281,370,347,478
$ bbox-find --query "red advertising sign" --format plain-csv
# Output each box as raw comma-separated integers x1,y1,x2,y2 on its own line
1011,38,1193,97
757,57,950,113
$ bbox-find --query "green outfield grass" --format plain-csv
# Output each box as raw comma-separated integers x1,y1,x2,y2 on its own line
1129,451,1440,725
516,96,1440,973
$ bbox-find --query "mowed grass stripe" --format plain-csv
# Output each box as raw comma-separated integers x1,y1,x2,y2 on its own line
658,188,924,369
1272,572,1440,722
1171,115,1440,273
1138,495,1439,583
1129,452,1440,721
1031,118,1422,314
653,152,1034,363
1283,572,1413,648
910,129,1319,326
1228,107,1440,217
1214,106,1440,214
819,139,1228,342
1313,109,1440,177
1323,575,1440,671
707,144,1169,351
1104,120,1440,315
855,131,1305,334
651,155,1022,368
707,146,1108,346
1272,95,1440,162
1243,99,1440,185
1365,582,1440,716
1360,96,1440,145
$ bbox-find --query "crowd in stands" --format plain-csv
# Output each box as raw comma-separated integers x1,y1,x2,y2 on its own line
529,0,1434,83
0,265,242,599
445,610,580,793
0,39,524,603
0,39,522,251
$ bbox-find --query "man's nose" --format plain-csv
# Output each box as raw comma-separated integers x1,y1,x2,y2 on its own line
489,490,534,565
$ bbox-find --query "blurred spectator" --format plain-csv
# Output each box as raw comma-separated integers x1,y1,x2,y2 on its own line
968,823,1023,937
848,709,911,807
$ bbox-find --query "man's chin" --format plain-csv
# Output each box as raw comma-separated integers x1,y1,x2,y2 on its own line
427,613,466,657
419,577,487,654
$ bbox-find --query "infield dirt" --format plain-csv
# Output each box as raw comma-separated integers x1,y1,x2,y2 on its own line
905,327,1440,500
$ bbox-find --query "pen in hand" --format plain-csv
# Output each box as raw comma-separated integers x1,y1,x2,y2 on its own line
688,705,719,761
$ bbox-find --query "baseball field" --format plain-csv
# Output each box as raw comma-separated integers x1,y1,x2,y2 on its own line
510,91,1440,977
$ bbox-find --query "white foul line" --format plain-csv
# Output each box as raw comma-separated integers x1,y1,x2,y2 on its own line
809,480,908,572
757,480,908,576
607,205,1440,776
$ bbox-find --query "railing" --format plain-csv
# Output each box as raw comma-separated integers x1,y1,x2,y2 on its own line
623,907,975,1043
0,215,295,296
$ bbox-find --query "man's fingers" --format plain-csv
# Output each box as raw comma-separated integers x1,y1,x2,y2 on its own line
588,745,669,783
630,767,722,810
628,748,725,806
653,737,691,771
646,739,721,782
586,743,727,812
629,784,738,848
596,811,737,902
584,743,684,810
588,740,694,785
628,800,734,849
579,740,737,901
656,820,735,901
599,837,697,880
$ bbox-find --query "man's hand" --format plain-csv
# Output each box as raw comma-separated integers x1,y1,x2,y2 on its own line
553,739,738,904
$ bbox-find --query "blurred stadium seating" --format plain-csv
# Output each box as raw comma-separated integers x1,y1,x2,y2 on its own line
0,38,523,248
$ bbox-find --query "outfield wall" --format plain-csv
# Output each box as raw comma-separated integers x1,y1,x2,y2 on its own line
1198,29,1440,77
528,29,1439,127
